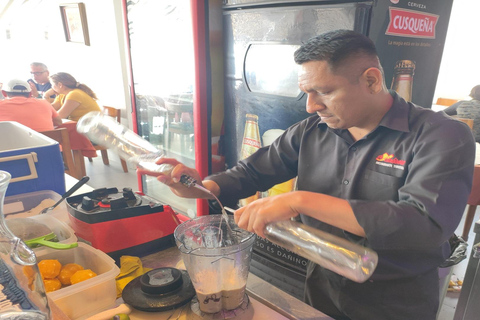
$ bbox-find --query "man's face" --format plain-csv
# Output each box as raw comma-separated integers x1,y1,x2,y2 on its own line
298,60,373,130
30,66,49,84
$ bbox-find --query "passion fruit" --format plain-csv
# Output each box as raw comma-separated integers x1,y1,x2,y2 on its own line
38,259,62,279
70,269,97,285
58,263,85,286
43,278,62,292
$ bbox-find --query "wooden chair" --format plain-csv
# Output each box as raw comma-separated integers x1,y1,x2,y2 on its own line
87,106,128,172
436,97,459,106
456,117,474,129
39,128,79,179
462,165,480,241
458,121,477,241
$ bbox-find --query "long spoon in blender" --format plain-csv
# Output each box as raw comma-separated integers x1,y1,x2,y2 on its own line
40,176,90,214
192,184,237,245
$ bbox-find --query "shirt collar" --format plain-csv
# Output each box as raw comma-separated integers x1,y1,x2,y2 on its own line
377,90,411,133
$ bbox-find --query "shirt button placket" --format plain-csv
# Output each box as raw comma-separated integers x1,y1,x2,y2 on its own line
342,145,357,193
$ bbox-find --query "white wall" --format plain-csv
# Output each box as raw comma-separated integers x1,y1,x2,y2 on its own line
434,0,480,101
0,0,132,126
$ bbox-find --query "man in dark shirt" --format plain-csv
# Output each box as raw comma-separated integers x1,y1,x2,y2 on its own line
139,30,475,319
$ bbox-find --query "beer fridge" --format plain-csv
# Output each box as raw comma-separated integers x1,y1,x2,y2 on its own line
124,0,455,298
221,0,454,299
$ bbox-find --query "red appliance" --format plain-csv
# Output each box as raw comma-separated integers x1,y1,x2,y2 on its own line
66,187,181,263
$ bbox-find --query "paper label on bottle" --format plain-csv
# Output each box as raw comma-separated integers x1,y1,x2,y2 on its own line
0,259,38,313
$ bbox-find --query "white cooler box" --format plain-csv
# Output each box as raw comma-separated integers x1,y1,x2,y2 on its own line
0,121,66,196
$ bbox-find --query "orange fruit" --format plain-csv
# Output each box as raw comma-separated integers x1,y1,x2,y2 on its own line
23,266,36,290
43,278,62,292
70,269,97,285
58,263,84,286
38,260,62,279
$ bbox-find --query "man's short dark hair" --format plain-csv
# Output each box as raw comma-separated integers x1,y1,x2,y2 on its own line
294,29,378,71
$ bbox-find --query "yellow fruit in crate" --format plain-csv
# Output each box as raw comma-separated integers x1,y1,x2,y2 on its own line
43,278,62,292
58,263,84,286
38,259,62,279
70,269,97,285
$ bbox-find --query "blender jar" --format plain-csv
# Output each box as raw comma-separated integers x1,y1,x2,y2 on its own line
174,215,255,314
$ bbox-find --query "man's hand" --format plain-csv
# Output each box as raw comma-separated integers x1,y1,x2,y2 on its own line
234,191,366,238
234,193,300,238
136,157,217,199
28,81,39,98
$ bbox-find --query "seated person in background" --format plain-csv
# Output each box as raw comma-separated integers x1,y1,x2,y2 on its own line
0,79,61,131
443,85,480,142
47,72,101,121
28,62,55,102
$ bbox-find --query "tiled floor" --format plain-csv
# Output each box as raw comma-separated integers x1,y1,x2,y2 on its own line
83,151,139,191
82,151,479,319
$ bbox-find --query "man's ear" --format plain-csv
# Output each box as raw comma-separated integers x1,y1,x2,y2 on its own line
1,90,7,98
363,67,383,94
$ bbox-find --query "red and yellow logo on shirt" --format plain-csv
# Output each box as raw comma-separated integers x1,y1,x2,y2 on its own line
376,153,406,170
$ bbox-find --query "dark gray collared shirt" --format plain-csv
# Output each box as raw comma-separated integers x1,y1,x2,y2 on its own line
207,92,475,281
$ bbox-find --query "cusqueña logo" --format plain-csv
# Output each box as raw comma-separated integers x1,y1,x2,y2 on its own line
386,7,439,39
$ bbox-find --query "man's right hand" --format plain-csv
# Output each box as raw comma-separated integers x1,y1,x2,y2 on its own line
28,81,39,98
136,157,219,200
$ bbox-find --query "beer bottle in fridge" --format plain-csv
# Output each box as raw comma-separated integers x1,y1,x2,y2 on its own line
391,60,416,102
239,114,261,206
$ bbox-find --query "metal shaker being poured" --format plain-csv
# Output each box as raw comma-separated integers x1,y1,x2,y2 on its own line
225,207,378,283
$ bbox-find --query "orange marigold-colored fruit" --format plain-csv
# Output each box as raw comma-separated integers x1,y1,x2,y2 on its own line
43,278,62,292
58,263,84,286
23,266,36,290
70,269,97,285
38,260,62,279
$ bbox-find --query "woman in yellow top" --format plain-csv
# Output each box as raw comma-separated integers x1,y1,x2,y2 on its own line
47,72,101,121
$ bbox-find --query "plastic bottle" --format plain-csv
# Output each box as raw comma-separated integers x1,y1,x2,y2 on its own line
76,111,196,187
0,171,51,319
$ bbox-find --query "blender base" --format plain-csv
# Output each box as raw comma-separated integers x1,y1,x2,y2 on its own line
190,294,251,319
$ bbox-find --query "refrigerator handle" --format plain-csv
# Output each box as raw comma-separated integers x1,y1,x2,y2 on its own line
354,3,373,36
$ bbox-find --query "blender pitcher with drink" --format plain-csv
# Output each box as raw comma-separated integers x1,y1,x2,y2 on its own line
174,215,255,317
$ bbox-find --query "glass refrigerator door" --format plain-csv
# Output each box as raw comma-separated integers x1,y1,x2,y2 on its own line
126,0,197,217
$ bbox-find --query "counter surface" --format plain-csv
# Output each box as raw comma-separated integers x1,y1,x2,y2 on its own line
124,246,331,320
65,174,331,319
